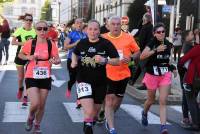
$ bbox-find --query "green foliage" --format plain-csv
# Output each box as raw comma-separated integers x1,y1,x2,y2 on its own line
40,0,52,21
0,0,14,3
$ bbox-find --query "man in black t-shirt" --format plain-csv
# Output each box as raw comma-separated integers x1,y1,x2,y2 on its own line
71,20,119,134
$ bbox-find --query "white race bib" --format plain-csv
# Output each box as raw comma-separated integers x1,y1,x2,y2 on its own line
153,66,169,75
76,82,92,98
118,50,123,60
33,67,49,79
160,67,169,75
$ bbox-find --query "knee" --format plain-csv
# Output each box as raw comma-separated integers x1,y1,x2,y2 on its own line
146,98,155,105
31,102,40,110
105,96,115,107
159,99,166,106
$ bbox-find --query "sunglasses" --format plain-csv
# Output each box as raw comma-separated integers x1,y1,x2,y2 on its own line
25,19,33,22
36,27,48,31
156,30,165,34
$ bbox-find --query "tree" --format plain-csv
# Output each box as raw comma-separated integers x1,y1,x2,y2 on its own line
127,0,146,31
0,0,14,3
40,0,52,21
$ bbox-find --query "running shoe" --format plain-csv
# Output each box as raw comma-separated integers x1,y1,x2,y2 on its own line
105,120,109,130
96,110,105,124
109,128,117,134
33,124,42,134
65,89,71,98
25,117,34,131
76,99,82,109
17,87,24,100
22,96,28,107
84,122,93,134
160,125,168,134
141,110,148,127
180,118,191,128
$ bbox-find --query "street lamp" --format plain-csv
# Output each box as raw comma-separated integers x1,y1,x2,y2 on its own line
58,0,61,24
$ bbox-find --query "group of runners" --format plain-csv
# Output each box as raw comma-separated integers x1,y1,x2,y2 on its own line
10,12,179,134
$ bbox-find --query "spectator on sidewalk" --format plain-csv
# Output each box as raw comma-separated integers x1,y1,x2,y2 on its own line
177,30,194,128
0,14,11,65
46,24,58,43
173,27,182,62
179,44,200,131
128,13,153,90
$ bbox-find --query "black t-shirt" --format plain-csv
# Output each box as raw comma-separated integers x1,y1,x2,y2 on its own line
100,25,109,34
73,37,119,86
146,38,173,76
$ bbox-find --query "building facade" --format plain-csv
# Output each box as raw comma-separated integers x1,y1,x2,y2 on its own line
95,0,134,25
2,0,45,27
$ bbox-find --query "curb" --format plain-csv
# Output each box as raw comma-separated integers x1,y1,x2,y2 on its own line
126,84,182,105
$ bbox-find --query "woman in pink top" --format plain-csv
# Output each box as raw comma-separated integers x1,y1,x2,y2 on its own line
18,20,61,133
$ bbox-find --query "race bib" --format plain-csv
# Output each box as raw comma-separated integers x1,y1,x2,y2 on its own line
77,82,92,98
153,66,169,75
160,67,169,75
118,50,123,60
33,67,49,79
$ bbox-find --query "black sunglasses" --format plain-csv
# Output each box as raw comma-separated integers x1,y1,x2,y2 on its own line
25,19,33,22
156,30,165,34
36,27,48,31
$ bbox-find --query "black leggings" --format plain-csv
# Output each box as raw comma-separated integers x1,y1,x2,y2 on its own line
67,59,77,91
177,64,189,119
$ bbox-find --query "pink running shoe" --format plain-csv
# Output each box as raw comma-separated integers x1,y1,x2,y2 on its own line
65,89,71,98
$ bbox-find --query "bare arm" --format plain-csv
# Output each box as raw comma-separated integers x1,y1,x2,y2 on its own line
71,52,78,68
94,55,120,66
140,45,167,60
11,36,24,46
64,37,80,50
18,52,35,61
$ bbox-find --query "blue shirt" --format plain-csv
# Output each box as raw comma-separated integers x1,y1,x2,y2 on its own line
67,30,87,59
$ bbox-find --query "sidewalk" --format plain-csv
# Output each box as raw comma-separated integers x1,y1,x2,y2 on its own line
126,73,182,104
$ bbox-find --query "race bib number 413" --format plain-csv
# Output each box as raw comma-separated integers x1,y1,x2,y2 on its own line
33,67,49,79
77,82,92,98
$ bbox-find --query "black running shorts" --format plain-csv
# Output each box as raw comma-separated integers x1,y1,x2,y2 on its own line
14,56,28,66
107,78,129,97
25,78,52,90
78,83,107,104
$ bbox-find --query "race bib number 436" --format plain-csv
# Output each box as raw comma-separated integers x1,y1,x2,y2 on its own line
33,67,49,79
77,82,92,98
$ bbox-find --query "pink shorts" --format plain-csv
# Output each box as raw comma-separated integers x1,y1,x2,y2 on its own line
142,72,172,90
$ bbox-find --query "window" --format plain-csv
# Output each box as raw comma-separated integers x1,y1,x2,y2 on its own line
30,7,36,16
31,0,35,4
5,6,13,16
22,0,26,3
22,7,28,13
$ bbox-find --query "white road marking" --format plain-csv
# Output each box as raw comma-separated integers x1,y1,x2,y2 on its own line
63,102,84,122
169,105,182,113
120,104,170,125
51,75,66,88
0,70,6,83
3,102,29,122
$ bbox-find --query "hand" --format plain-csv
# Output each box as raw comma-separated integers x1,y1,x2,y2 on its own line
49,57,61,64
173,70,178,78
71,61,77,68
94,55,107,65
121,57,131,64
156,45,167,52
27,55,36,61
